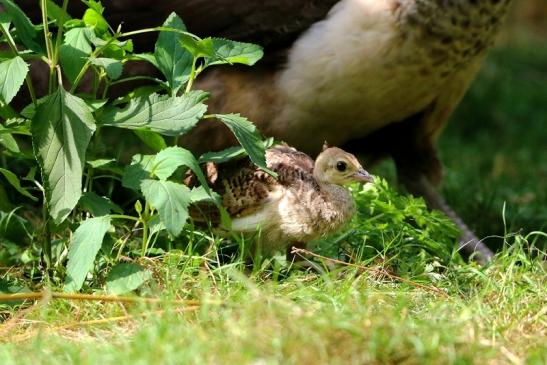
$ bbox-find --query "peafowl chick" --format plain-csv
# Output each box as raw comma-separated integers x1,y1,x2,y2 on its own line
188,144,373,259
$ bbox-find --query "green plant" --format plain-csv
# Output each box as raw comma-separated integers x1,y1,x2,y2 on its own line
0,0,269,291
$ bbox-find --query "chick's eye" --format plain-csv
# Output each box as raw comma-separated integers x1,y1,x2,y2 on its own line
336,161,347,172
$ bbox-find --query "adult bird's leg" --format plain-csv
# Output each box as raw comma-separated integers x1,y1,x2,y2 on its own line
393,143,494,265
399,173,494,265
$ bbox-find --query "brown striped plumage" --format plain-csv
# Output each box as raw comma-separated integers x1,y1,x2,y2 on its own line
188,145,373,257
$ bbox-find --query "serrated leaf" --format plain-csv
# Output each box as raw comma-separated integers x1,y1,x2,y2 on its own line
122,154,154,191
60,27,93,83
0,167,36,201
209,38,263,66
151,146,211,196
90,57,123,80
0,56,29,104
133,130,167,152
64,216,111,292
79,192,122,217
0,0,43,53
140,179,190,237
99,91,208,136
154,13,193,93
106,263,152,295
213,114,274,176
31,89,96,224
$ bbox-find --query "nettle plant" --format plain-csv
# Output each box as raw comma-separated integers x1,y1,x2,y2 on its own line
0,0,271,291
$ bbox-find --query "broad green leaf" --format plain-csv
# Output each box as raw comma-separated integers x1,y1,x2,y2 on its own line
198,146,247,164
0,0,43,53
0,132,19,153
122,154,154,191
32,89,96,224
82,97,108,112
154,13,193,93
198,137,275,164
82,0,105,14
0,56,29,104
0,125,20,153
60,27,93,83
133,53,160,69
101,41,132,60
79,192,122,217
189,186,222,204
63,19,85,30
113,85,165,106
133,130,167,152
86,158,115,168
213,114,274,176
20,97,49,119
0,12,11,32
83,8,108,36
64,216,111,292
46,0,72,26
90,57,123,80
106,263,152,295
0,168,36,201
151,146,210,194
140,179,191,237
180,36,215,59
209,38,263,66
99,91,208,136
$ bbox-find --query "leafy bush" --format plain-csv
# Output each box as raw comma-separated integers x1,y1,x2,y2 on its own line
0,0,269,291
314,179,462,277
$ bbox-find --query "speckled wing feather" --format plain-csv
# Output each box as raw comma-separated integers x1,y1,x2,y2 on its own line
188,145,318,223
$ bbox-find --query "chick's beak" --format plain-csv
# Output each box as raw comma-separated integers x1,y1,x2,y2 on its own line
353,168,374,183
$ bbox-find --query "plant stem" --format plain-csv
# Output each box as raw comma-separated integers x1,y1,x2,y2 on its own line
119,27,199,40
109,75,164,87
0,24,38,106
70,38,116,93
184,57,198,94
109,214,140,222
40,0,56,93
140,202,151,257
52,0,70,66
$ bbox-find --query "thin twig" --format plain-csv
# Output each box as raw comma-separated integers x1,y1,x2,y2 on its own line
0,291,211,305
292,248,449,297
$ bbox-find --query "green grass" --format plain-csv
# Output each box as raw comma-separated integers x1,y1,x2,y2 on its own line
0,237,545,364
1,32,546,365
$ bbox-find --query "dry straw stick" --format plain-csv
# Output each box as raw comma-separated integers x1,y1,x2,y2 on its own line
0,291,205,305
7,306,200,343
